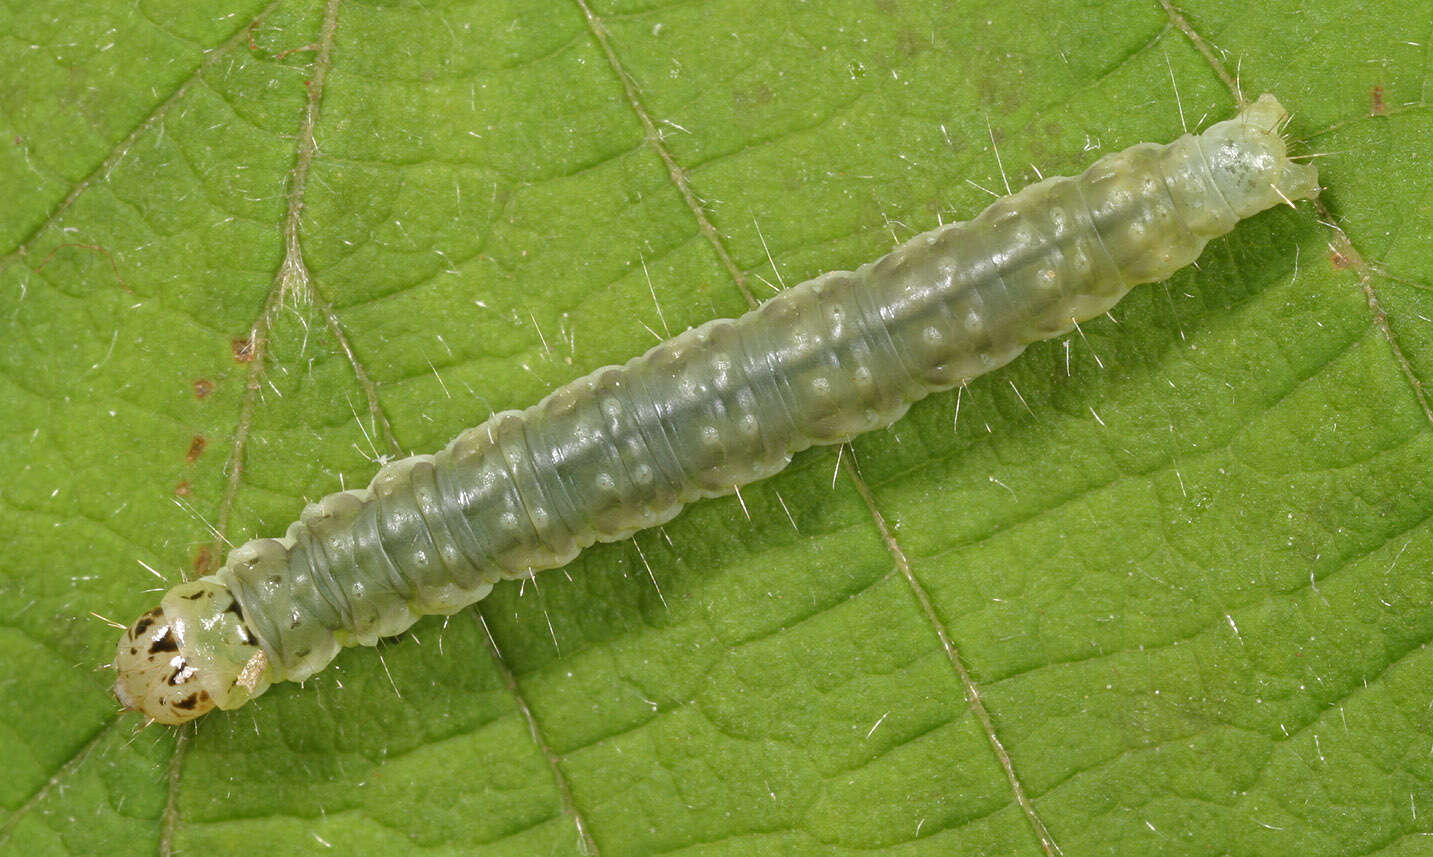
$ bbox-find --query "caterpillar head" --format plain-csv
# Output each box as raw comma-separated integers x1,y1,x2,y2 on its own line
113,577,273,725
1199,93,1320,218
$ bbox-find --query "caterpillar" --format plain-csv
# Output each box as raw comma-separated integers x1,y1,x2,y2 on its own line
114,94,1318,725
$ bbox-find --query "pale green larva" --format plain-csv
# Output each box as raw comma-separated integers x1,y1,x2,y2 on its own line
114,95,1318,725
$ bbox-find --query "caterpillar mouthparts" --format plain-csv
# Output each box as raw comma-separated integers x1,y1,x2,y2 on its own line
113,94,1317,724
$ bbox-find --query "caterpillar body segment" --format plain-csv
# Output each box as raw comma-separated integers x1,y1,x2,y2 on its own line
113,94,1317,724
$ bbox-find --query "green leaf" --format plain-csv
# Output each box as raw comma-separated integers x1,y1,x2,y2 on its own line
3,0,1431,855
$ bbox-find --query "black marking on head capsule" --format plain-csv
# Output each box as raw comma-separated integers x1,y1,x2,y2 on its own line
222,597,259,644
132,611,160,637
166,661,193,685
182,590,205,600
172,689,212,712
149,629,179,654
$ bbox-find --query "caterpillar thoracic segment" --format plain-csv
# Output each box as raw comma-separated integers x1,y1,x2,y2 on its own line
114,94,1318,724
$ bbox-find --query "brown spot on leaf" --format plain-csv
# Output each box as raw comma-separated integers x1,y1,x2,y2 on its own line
193,378,215,399
232,337,255,363
1329,248,1352,270
1370,85,1387,116
174,481,191,497
186,435,207,463
194,546,214,575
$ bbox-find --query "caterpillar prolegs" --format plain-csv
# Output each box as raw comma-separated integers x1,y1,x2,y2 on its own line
114,94,1318,724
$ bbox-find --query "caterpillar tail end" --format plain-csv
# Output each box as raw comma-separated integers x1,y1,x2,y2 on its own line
112,578,273,725
1200,93,1320,217
1244,93,1320,204
1275,157,1320,205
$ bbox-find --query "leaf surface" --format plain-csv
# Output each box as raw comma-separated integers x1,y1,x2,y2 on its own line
2,1,1431,855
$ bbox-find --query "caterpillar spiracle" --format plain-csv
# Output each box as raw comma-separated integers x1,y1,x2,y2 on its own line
114,94,1318,724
